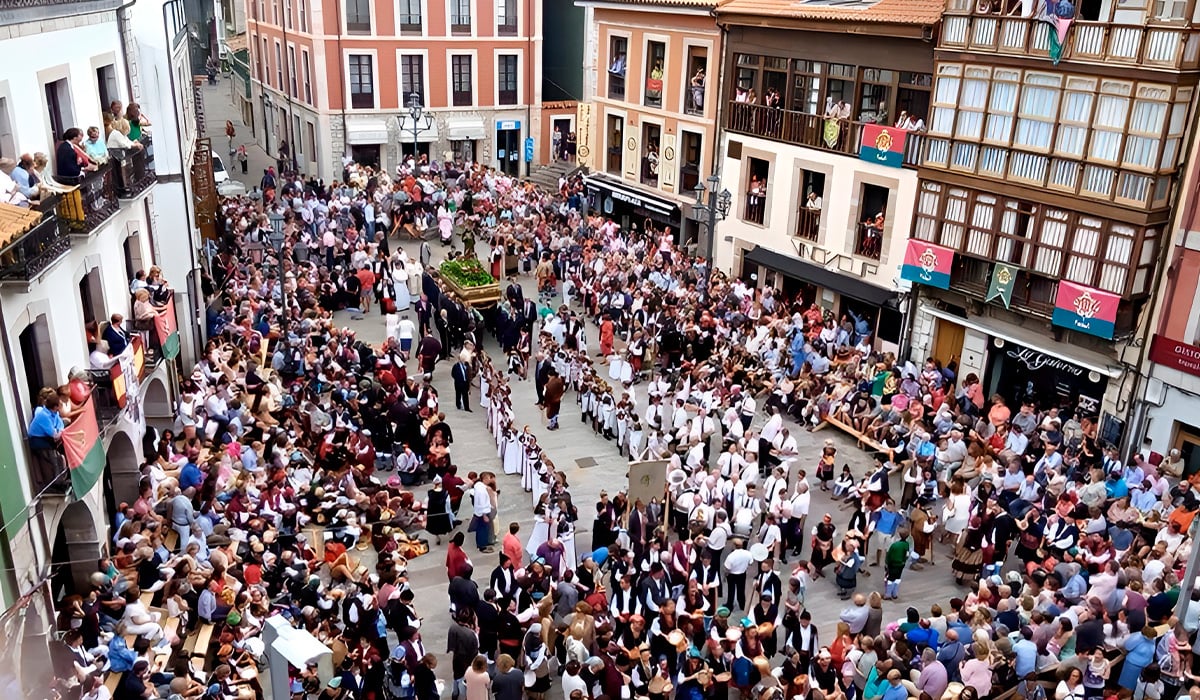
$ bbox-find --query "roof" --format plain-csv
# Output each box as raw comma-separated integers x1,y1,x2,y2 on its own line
716,0,943,25
586,0,717,7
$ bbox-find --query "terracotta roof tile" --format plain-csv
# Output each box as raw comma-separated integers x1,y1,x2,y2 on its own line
594,0,717,7
716,0,943,24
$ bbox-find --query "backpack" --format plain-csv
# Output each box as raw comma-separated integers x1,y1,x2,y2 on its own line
732,655,754,688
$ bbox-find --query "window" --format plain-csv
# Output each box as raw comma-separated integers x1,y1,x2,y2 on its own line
261,36,269,84
306,121,317,163
743,157,769,225
996,199,1034,266
856,184,889,260
274,42,283,89
825,63,855,106
397,0,422,34
348,55,374,109
607,36,627,100
956,67,988,142
1090,82,1130,164
18,317,55,427
644,41,665,109
293,114,303,160
401,55,425,106
1152,0,1187,20
284,0,292,28
96,65,119,114
298,0,307,32
1014,73,1060,151
679,131,702,192
288,46,298,98
497,0,517,35
0,98,15,159
1124,85,1169,170
930,64,961,136
1033,209,1068,277
791,60,822,115
345,0,370,33
1056,77,1095,158
984,70,1017,144
302,51,312,104
451,55,472,106
498,55,518,105
44,78,73,141
735,53,760,97
641,123,661,187
683,46,707,116
796,170,825,241
859,69,893,123
450,0,470,33
606,114,624,175
1064,216,1103,285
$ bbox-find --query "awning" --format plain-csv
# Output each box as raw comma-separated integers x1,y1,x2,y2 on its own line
920,304,1124,378
445,118,487,141
584,175,681,220
397,115,439,143
346,119,389,145
743,245,896,306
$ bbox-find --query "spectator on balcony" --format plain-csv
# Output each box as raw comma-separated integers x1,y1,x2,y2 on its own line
609,52,626,77
109,100,124,123
83,127,109,164
0,156,39,203
133,289,166,331
146,265,172,305
104,313,131,356
55,128,99,182
806,190,823,212
130,269,148,295
28,393,67,491
107,119,144,152
689,68,706,111
125,103,151,142
90,340,118,371
0,166,29,208
897,111,927,132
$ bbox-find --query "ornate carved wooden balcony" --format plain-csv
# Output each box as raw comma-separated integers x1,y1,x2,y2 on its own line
726,101,923,166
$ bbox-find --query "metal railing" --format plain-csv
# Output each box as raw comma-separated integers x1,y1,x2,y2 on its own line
726,101,923,166
0,213,70,282
55,161,120,234
111,145,157,198
854,223,884,260
795,207,821,241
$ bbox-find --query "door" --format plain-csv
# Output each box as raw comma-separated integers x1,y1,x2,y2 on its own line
932,318,965,367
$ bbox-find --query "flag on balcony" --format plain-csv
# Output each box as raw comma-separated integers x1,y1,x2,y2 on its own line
156,296,180,360
62,396,104,499
1053,280,1119,339
1038,0,1076,64
823,119,841,149
986,263,1020,309
859,124,908,168
110,336,145,410
900,239,954,289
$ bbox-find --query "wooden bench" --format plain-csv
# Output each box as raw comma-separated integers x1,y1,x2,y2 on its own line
104,672,123,694
151,606,180,642
139,589,155,608
823,415,895,461
164,528,179,552
184,622,216,663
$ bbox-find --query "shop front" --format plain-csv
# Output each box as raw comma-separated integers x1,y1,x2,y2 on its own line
584,174,682,233
741,245,903,352
496,119,522,176
346,119,390,170
984,337,1109,417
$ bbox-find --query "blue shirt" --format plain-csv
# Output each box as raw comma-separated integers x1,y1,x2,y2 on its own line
1013,638,1038,677
179,461,203,491
883,684,909,700
10,166,37,198
875,509,902,536
29,405,64,439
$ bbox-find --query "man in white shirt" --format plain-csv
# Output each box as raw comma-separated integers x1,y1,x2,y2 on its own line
723,538,753,612
471,472,496,553
760,406,784,467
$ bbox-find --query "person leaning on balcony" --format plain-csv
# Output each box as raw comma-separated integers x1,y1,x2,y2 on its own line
28,392,67,490
125,103,151,141
107,118,144,152
55,127,99,181
104,312,131,356
83,126,109,164
0,156,39,203
133,288,164,331
90,339,118,371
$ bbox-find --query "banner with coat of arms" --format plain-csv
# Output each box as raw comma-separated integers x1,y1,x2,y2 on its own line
899,239,954,289
859,123,908,168
1052,280,1120,339
986,262,1020,309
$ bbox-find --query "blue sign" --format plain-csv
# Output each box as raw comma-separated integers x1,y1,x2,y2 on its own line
524,137,534,163
497,120,521,131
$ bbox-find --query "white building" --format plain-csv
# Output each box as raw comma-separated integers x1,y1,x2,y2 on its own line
0,0,203,690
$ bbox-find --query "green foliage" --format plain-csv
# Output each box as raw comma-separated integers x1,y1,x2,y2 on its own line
440,258,496,288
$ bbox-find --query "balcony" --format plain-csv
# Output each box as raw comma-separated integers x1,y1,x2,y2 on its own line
854,223,884,260
726,102,922,166
111,145,157,199
940,10,1200,70
0,210,71,283
54,161,120,235
795,207,820,241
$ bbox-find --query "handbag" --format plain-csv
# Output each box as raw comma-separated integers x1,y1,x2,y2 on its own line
524,669,537,687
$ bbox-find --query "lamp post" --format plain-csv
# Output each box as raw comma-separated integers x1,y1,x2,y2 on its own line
403,91,434,166
261,91,273,161
692,174,732,261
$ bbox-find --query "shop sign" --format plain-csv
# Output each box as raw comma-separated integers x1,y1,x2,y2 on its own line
859,123,908,168
1149,334,1200,378
900,239,954,289
1052,280,1120,340
1002,343,1086,378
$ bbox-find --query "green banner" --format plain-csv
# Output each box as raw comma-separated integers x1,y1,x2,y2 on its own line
987,262,1019,309
70,441,106,500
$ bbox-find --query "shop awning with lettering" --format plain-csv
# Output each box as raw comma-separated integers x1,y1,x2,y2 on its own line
744,245,896,307
583,175,681,220
920,304,1124,378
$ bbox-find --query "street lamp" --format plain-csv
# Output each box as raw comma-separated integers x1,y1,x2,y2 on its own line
693,174,732,260
403,91,434,165
261,91,273,159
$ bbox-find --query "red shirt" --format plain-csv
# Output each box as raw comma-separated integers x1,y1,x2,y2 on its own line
356,268,376,291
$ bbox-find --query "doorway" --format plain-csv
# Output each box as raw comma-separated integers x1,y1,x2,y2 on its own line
351,144,381,169
932,318,965,368
552,117,574,162
1173,426,1200,479
496,126,520,176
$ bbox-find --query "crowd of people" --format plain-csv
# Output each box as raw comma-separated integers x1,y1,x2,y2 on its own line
46,149,1200,700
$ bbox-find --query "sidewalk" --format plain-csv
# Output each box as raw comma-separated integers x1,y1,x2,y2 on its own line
198,80,277,190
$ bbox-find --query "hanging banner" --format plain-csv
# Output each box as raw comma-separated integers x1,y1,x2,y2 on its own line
822,119,841,149
1052,280,1120,339
62,397,104,499
899,239,954,289
986,262,1020,309
859,124,908,168
155,296,181,360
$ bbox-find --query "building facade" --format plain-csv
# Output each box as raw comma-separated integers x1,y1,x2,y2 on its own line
904,0,1197,444
575,0,723,250
0,0,202,690
713,0,941,357
247,0,546,180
